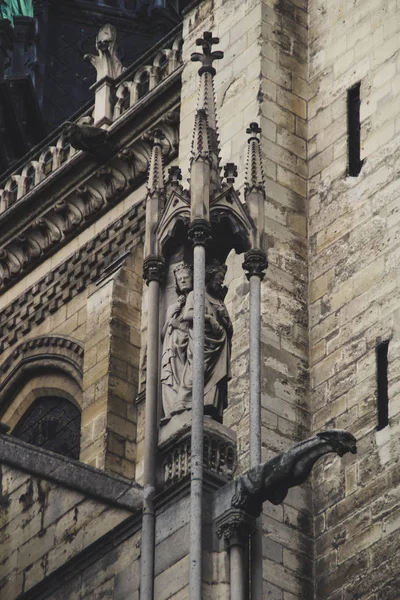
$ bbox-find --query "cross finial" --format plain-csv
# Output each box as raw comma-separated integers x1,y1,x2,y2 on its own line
168,166,182,185
224,163,238,184
148,128,165,146
246,122,262,139
191,31,224,76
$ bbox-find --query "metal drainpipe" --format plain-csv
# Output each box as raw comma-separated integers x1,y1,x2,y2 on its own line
140,257,164,600
188,221,209,600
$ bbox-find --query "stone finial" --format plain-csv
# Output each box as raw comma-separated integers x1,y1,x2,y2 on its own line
84,24,122,82
191,31,224,76
168,166,182,186
245,122,264,194
147,129,165,194
224,163,238,184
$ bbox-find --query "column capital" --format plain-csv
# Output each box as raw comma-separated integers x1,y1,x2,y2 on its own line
216,508,256,547
242,248,268,281
143,255,165,284
188,218,212,247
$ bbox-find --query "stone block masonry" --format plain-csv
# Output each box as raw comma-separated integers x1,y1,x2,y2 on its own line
181,0,311,597
309,0,400,598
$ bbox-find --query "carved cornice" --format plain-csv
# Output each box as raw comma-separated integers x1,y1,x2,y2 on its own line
0,110,179,293
0,203,145,355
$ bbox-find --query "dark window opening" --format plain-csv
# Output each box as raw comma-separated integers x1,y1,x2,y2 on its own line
26,166,36,192
43,151,53,176
121,87,130,113
13,396,81,459
347,82,363,177
376,341,389,430
138,71,150,99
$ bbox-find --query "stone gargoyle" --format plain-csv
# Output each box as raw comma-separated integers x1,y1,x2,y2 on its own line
232,430,357,516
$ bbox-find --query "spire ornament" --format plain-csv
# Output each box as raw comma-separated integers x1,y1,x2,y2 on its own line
147,129,166,194
191,31,224,76
245,122,265,195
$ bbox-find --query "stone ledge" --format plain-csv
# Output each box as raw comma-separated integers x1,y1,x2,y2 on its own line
0,433,143,511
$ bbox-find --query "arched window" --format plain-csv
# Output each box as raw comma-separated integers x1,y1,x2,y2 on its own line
43,151,54,176
121,86,130,113
138,71,150,99
9,179,18,204
158,53,169,79
60,138,71,164
12,396,81,460
26,166,36,192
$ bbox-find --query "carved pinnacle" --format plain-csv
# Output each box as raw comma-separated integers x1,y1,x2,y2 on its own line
191,31,224,76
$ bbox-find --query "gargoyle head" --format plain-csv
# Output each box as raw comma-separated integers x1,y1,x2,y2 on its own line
317,430,357,457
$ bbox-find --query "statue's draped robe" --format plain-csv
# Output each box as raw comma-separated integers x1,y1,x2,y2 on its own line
0,0,33,22
174,290,232,419
161,298,190,418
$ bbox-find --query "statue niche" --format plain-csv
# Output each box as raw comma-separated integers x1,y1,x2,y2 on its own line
161,260,233,423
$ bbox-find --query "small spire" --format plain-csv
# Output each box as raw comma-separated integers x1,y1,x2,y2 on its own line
245,123,265,195
190,32,223,190
147,129,165,194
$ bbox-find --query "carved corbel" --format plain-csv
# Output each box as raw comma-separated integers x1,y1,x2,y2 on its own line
95,165,127,204
0,248,22,284
54,199,84,234
15,234,42,264
32,217,63,250
75,184,105,218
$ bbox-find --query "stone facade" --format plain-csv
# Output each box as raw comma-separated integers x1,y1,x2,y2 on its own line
0,0,399,598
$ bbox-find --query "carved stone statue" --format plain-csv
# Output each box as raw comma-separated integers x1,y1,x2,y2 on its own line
84,24,123,81
161,263,193,419
232,430,357,515
170,260,232,422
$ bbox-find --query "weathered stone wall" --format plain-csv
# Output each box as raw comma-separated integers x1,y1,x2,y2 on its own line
181,1,312,597
0,455,138,598
309,0,400,598
0,186,146,479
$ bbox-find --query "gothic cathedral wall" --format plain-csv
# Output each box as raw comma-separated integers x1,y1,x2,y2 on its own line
309,0,400,598
181,1,312,597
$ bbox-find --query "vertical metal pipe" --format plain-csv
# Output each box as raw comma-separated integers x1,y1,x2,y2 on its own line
249,272,263,599
230,543,246,600
189,242,206,600
140,276,161,600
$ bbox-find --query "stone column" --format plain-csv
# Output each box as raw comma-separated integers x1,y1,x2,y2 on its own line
188,219,211,600
140,254,165,600
243,248,267,599
216,509,256,600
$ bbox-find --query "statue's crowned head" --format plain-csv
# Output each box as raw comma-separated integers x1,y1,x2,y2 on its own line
206,260,228,298
206,260,227,283
173,262,193,294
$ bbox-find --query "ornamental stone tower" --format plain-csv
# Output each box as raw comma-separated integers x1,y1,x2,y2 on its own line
0,0,399,599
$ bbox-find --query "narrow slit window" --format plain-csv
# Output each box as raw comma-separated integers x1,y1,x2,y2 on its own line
347,83,363,176
376,341,389,430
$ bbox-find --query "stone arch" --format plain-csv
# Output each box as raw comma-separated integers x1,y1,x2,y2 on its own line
0,335,84,427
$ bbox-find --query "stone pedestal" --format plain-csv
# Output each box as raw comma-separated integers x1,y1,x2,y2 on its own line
158,413,237,489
